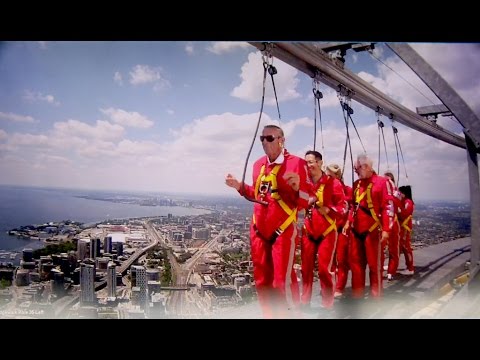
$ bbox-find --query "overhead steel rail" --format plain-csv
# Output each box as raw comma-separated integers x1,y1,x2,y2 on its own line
248,41,480,312
249,42,472,151
386,43,480,305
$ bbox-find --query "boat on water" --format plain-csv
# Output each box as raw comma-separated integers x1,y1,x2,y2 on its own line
0,251,19,260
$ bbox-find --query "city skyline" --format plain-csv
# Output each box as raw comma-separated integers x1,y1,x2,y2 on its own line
0,41,478,201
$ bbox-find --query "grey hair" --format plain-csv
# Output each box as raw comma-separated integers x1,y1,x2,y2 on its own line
357,153,373,168
263,124,284,137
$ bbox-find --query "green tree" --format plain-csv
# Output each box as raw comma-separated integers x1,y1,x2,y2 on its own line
0,278,11,289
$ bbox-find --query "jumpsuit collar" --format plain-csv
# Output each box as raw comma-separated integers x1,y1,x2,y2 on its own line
267,148,285,165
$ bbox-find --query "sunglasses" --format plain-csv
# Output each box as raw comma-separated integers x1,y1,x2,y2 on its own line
259,135,280,143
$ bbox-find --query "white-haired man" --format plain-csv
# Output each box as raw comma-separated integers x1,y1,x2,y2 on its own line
344,153,394,299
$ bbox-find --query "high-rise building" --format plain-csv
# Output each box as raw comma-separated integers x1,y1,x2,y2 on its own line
131,265,147,309
22,248,34,262
77,238,90,261
107,262,116,298
90,238,101,259
146,269,160,282
96,257,110,272
104,236,113,254
113,242,123,256
193,228,210,240
80,263,96,304
51,269,65,297
60,256,71,277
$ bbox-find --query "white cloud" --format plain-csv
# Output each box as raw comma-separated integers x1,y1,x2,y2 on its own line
0,129,6,140
371,45,384,59
53,119,125,141
319,87,341,109
113,71,123,86
207,42,251,54
9,133,50,147
356,43,480,136
36,154,73,165
38,41,47,50
23,90,60,106
153,79,171,93
358,58,437,113
0,107,470,200
410,43,480,116
128,64,171,93
185,42,194,55
100,108,154,129
130,64,161,84
231,51,301,105
166,109,174,115
300,119,470,201
0,111,35,123
115,139,162,157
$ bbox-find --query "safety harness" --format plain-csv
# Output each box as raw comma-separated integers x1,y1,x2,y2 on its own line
401,215,412,232
304,183,337,244
352,182,381,241
252,164,297,245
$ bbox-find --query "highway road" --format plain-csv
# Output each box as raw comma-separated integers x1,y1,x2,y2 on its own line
164,229,231,317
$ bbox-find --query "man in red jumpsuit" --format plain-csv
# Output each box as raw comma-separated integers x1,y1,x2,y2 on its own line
300,152,346,310
344,154,394,299
225,125,310,318
325,163,352,298
383,172,402,281
398,185,415,275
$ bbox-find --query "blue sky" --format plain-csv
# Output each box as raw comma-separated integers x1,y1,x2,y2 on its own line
0,41,478,201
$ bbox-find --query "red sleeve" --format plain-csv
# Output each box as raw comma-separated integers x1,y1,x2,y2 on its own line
381,177,395,232
238,182,254,199
329,178,347,220
238,158,262,200
401,199,414,218
347,181,358,223
295,159,311,211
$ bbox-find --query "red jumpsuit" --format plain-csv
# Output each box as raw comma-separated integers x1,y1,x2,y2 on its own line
239,149,310,318
301,174,346,309
399,198,415,272
384,179,402,278
335,183,352,295
348,173,394,299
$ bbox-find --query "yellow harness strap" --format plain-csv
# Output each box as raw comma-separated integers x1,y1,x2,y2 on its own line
355,182,381,233
252,164,297,238
254,165,264,198
401,215,412,232
312,183,337,236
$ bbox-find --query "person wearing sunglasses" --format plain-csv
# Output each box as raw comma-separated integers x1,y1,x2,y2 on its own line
225,124,310,318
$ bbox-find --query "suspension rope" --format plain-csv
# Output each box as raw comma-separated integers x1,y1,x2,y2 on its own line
343,99,366,154
392,122,409,185
339,95,355,186
312,79,324,152
239,49,271,206
368,48,437,106
392,125,401,187
377,108,389,174
267,56,281,120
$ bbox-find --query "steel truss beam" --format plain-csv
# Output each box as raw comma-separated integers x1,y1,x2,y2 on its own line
249,42,471,151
